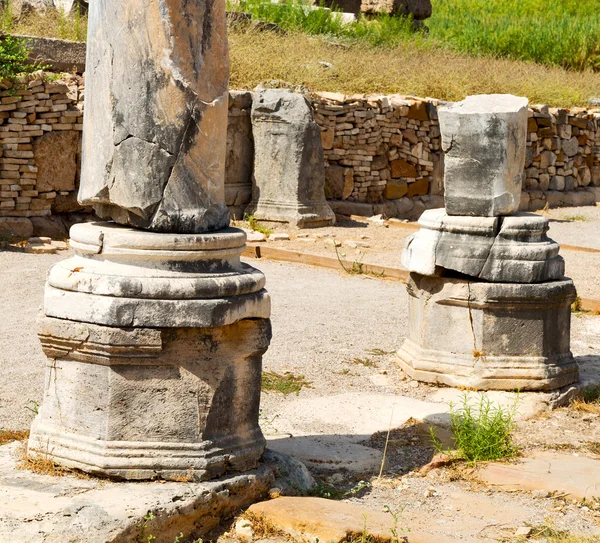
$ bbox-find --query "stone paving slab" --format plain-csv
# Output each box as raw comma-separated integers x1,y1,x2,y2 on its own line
245,496,462,543
0,442,274,543
478,451,600,501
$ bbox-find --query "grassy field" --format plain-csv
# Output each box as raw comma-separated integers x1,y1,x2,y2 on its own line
233,0,600,72
2,3,600,106
429,0,600,72
229,25,600,106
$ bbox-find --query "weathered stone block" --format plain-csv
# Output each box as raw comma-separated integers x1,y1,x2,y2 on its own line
407,178,428,197
402,209,565,283
78,0,230,233
390,159,417,178
439,94,528,216
383,179,408,200
325,166,345,199
397,273,578,391
247,89,335,228
0,217,33,240
29,316,270,481
34,131,79,192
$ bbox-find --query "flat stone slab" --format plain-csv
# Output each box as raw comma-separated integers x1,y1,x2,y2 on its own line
246,497,461,543
478,451,600,501
268,393,449,440
0,442,274,543
266,435,384,474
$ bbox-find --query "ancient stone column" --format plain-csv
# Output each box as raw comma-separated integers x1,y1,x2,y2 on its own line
28,0,272,481
78,0,230,233
246,89,336,228
398,94,578,391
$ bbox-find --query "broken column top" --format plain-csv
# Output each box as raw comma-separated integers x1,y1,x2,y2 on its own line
439,94,529,217
78,0,230,234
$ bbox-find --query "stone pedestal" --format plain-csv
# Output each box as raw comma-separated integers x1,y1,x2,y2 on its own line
246,89,335,228
397,273,578,391
28,222,271,480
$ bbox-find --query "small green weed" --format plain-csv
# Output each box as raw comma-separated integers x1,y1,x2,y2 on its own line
136,512,203,543
334,246,384,277
431,393,519,463
262,371,312,395
366,348,394,356
563,214,589,222
332,367,358,376
345,357,378,368
309,479,371,501
24,399,39,416
243,213,273,236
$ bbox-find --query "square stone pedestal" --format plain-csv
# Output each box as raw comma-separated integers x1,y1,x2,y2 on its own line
397,273,579,391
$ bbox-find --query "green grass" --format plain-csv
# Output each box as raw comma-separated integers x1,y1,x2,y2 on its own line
429,0,600,72
242,213,273,236
432,393,519,463
261,371,312,395
232,0,600,73
345,357,378,368
563,215,589,222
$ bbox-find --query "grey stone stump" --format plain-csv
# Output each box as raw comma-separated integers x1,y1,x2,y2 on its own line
28,222,271,481
246,89,335,228
397,273,579,391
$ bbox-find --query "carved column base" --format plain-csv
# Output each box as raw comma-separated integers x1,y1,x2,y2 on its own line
397,273,579,391
28,222,271,481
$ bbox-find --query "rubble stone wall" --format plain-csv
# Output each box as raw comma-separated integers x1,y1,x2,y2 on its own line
0,74,84,221
311,92,600,218
1,80,599,228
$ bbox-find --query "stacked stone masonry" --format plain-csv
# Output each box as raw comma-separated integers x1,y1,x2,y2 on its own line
0,75,83,220
1,79,599,224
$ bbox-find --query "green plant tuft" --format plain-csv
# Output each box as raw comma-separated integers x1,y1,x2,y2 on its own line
0,34,38,82
262,371,312,395
243,213,273,236
432,393,519,463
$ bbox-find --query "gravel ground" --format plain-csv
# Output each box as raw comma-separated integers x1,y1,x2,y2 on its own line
2,246,600,541
244,205,600,299
0,250,64,430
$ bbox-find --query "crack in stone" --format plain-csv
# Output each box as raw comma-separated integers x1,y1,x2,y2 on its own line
477,216,503,279
466,282,478,354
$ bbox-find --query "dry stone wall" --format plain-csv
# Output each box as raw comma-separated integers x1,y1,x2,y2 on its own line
1,78,599,234
0,74,83,223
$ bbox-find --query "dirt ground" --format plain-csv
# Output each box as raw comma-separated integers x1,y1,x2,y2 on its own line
239,204,600,300
1,208,600,542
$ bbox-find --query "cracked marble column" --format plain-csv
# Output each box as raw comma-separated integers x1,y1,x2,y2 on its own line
397,94,578,391
78,0,230,233
28,0,272,481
